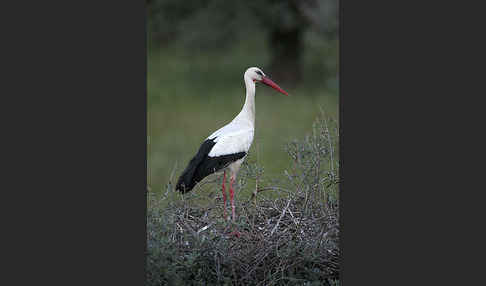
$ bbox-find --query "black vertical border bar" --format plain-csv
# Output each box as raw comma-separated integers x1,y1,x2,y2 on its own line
336,0,469,284
3,0,149,284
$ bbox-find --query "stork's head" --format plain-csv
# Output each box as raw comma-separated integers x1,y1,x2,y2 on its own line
245,67,289,96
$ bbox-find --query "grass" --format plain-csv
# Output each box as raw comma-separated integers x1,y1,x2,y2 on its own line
147,33,339,196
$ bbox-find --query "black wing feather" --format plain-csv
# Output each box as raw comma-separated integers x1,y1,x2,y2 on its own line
175,138,246,193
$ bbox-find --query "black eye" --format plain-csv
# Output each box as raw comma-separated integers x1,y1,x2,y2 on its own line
256,70,263,76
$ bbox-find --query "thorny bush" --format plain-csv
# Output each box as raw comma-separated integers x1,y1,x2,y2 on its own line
147,113,340,285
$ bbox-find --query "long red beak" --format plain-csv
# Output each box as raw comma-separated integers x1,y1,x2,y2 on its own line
261,76,289,96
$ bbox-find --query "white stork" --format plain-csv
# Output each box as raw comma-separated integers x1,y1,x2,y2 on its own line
176,67,289,222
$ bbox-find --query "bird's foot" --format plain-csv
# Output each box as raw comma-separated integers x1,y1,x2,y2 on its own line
228,230,241,238
223,224,241,238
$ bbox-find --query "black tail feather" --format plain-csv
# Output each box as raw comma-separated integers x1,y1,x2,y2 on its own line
175,139,216,193
175,139,246,193
175,155,202,193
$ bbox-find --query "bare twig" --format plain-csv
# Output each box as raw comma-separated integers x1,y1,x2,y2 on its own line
270,198,291,236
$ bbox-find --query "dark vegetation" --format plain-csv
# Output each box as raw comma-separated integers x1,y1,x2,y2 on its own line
147,0,338,84
147,113,340,285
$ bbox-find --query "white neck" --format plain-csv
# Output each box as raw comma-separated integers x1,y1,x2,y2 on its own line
233,74,256,126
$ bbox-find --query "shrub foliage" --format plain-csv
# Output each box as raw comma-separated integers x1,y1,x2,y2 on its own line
147,113,340,285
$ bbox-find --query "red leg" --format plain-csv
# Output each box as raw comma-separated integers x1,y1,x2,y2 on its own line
229,176,236,222
222,172,241,238
228,176,241,238
222,171,227,219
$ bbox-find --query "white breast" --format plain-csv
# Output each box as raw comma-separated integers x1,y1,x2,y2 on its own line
207,122,254,157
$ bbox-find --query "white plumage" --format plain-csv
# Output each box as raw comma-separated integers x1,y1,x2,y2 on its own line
207,123,254,157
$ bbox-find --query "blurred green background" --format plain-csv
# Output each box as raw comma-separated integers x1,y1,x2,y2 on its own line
147,0,339,195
